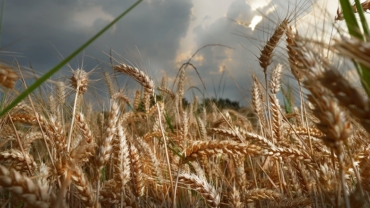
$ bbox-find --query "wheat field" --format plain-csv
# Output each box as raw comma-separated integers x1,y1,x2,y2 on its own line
1,1,370,207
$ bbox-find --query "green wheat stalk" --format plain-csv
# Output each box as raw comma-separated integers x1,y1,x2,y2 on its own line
339,0,370,97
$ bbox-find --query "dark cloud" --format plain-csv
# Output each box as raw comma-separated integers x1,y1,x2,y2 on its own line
2,0,193,83
1,0,316,105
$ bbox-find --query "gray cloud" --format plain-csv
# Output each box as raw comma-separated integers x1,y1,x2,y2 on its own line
2,0,192,84
1,0,318,106
188,0,315,104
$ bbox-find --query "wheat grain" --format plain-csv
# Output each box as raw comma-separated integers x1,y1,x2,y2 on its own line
129,144,145,197
96,101,119,168
0,165,49,208
286,26,304,81
133,90,141,111
0,65,18,89
208,128,276,149
259,19,288,73
114,63,154,93
229,186,243,208
183,140,266,162
305,80,352,151
178,172,220,207
252,75,267,128
318,69,370,134
0,149,37,172
158,87,175,99
70,163,95,207
270,64,283,94
111,90,130,105
112,124,131,186
104,71,115,98
245,188,282,202
71,68,89,94
270,96,281,142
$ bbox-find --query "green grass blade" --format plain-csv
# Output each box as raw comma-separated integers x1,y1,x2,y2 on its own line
339,0,362,39
0,0,142,117
339,0,370,98
281,85,292,114
354,62,370,96
353,0,370,96
354,0,370,38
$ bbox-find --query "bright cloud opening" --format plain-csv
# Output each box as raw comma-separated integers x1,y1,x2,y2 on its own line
249,15,263,31
248,0,272,11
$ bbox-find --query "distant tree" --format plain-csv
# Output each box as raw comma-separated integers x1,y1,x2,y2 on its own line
202,98,240,110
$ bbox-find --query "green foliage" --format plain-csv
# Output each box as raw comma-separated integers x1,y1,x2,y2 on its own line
164,111,175,134
281,84,293,115
202,98,240,111
339,0,370,97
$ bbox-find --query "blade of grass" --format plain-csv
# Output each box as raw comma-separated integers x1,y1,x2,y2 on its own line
353,0,370,96
0,0,142,117
339,0,362,40
281,85,292,114
339,0,370,98
354,0,370,38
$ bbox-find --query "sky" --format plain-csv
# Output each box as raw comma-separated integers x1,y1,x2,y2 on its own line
1,0,341,105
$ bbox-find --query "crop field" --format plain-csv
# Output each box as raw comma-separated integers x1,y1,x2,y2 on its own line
0,0,370,207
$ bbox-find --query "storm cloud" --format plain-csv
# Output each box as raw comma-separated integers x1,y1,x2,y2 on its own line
1,0,337,105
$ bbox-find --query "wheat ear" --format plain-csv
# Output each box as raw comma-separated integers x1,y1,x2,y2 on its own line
270,64,283,142
245,188,282,203
229,186,243,208
114,63,154,93
70,164,95,207
305,79,352,152
178,172,220,208
9,113,66,157
129,144,145,197
96,101,119,168
252,75,266,129
177,67,186,113
0,165,49,208
112,124,131,187
259,19,288,73
158,87,175,99
0,64,18,89
67,68,89,152
286,26,303,81
0,149,37,172
104,71,115,98
208,128,276,149
304,77,352,206
183,140,266,162
318,69,370,133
